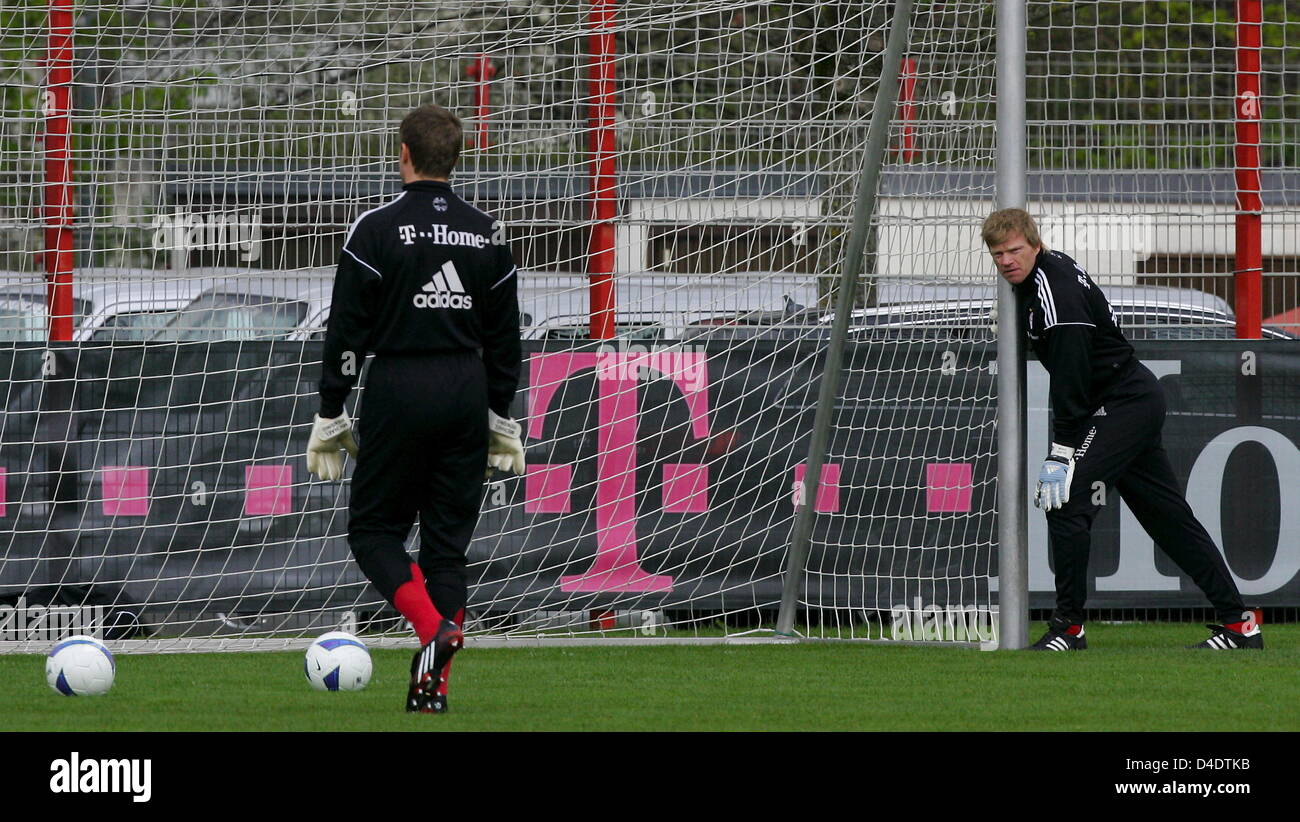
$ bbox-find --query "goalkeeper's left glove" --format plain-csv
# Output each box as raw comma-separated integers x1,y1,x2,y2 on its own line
1035,443,1076,512
487,409,526,476
306,412,359,482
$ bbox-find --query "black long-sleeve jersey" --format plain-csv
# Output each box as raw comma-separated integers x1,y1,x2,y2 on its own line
1013,248,1136,449
318,179,521,419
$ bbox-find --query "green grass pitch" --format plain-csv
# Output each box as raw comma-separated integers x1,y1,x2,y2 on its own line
4,623,1296,732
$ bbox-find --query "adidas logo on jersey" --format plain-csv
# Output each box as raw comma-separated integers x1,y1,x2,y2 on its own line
413,261,474,309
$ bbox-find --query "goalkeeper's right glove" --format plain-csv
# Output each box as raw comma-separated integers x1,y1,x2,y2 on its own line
1034,443,1076,512
306,412,359,482
487,409,526,476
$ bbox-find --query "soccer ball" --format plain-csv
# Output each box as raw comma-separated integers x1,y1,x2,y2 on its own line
304,631,372,692
46,635,115,696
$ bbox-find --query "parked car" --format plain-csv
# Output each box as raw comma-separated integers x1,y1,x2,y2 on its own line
679,295,826,342
152,270,817,344
151,274,332,342
0,271,210,342
838,282,1298,341
518,272,821,341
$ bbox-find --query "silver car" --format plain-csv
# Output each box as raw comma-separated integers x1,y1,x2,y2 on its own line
0,271,208,342
844,282,1297,341
520,272,822,341
153,273,333,342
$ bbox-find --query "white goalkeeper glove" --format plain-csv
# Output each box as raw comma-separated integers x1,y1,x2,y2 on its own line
1035,443,1076,512
306,412,359,482
487,409,526,476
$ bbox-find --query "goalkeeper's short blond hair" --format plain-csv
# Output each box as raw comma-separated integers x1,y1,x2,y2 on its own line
981,208,1045,250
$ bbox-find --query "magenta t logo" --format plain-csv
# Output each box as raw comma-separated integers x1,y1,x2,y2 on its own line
527,348,711,592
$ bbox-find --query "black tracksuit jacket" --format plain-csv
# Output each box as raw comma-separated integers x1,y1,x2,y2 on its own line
1016,247,1135,449
318,179,521,419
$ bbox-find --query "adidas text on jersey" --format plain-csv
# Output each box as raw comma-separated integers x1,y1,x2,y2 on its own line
413,261,474,310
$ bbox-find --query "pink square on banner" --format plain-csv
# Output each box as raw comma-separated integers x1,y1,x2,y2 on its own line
0,467,6,517
926,462,973,513
794,463,841,513
245,464,294,516
662,463,709,513
525,464,573,513
101,467,150,517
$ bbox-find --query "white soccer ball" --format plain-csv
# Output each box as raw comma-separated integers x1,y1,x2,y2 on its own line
46,635,115,697
304,631,372,692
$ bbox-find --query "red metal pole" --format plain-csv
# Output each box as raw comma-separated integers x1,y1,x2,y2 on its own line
45,0,75,342
587,0,617,341
898,57,918,162
465,54,496,150
1235,0,1262,339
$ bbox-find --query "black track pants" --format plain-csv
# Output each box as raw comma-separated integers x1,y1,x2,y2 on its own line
347,351,487,619
1046,364,1246,624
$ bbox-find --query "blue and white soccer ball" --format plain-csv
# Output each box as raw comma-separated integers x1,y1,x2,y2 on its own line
304,631,372,692
46,635,115,696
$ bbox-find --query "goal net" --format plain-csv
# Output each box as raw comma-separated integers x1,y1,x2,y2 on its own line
0,0,1010,651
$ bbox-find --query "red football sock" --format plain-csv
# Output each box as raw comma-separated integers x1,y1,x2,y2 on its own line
1225,609,1260,635
437,608,465,697
392,563,443,646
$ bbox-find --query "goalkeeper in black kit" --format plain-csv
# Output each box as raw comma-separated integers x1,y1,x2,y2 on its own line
306,104,526,711
982,208,1262,651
